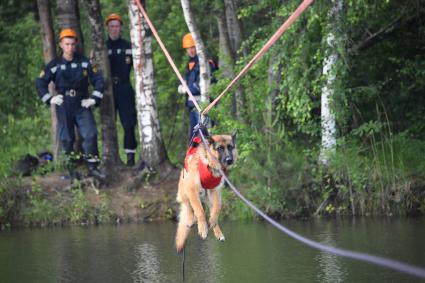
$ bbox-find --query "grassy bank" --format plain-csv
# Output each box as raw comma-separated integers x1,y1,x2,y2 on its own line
1,111,425,229
0,170,178,230
222,132,425,220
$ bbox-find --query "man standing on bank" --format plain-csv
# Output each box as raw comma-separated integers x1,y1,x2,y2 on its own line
105,13,138,167
178,33,218,139
36,28,105,180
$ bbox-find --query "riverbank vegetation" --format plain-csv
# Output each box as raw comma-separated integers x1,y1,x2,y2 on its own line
1,0,425,229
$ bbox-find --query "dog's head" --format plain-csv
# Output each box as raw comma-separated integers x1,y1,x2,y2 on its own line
207,134,237,170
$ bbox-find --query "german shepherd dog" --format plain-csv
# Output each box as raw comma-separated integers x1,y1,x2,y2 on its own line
175,134,237,253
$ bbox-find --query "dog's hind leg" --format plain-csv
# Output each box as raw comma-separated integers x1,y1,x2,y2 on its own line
207,189,225,242
175,201,193,253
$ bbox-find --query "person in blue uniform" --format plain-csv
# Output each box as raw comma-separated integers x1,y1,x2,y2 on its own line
36,28,105,180
105,13,138,167
177,33,218,139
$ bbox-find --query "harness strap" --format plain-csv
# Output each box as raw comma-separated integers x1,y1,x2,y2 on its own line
184,137,224,190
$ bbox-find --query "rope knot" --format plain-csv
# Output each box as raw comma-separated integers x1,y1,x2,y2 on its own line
193,115,211,137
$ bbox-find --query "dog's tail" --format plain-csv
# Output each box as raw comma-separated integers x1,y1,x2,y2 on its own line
175,203,192,253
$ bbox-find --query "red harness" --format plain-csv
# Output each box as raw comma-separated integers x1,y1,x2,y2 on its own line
184,137,224,190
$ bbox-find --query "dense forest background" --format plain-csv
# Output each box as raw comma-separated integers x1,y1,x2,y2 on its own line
1,0,425,226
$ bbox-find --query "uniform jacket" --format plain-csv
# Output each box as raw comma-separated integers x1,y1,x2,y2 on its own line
183,55,218,108
106,37,133,84
36,54,104,106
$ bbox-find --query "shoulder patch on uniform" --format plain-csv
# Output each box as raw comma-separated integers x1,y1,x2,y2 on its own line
39,70,45,78
50,66,57,73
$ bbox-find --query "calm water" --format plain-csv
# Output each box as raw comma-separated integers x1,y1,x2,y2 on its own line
0,218,424,283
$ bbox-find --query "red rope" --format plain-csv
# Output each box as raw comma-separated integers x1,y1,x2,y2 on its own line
133,0,313,115
202,0,314,115
134,0,202,113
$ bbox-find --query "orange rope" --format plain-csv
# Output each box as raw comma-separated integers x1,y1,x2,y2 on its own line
202,0,314,115
134,0,202,113
134,0,313,116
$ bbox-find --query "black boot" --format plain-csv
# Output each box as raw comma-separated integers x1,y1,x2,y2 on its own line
127,153,135,167
69,168,81,181
66,157,80,181
88,163,106,180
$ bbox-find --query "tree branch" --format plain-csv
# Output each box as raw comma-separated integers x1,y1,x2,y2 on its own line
349,13,413,54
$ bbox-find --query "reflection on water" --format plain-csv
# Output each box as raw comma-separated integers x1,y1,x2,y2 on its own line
316,232,346,283
194,237,223,283
132,243,167,283
0,218,424,283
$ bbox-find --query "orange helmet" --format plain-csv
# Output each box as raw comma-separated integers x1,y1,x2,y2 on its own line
59,28,77,41
182,33,195,49
105,13,123,25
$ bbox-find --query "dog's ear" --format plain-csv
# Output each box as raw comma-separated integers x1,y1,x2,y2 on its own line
231,132,236,145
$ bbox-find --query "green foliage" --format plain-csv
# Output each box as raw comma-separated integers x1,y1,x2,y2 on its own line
65,186,90,222
0,13,44,121
328,133,425,215
0,107,51,179
1,0,425,225
7,179,113,227
23,182,57,226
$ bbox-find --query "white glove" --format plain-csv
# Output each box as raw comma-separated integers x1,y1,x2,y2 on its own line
81,98,96,108
50,95,64,106
178,84,187,94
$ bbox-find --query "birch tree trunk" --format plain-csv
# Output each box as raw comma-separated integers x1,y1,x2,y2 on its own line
216,1,244,119
267,52,282,125
224,0,245,117
180,0,210,102
224,0,243,56
128,0,169,170
216,6,238,118
84,0,122,169
36,0,60,161
319,0,343,165
37,0,56,61
55,0,85,54
217,7,235,77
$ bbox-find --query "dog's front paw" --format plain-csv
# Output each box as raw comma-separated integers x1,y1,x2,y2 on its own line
212,226,225,242
198,220,208,239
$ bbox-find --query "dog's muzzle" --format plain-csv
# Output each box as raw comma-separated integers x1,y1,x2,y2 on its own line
225,156,233,166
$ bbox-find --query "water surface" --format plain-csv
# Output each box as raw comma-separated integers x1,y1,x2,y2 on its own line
0,218,424,282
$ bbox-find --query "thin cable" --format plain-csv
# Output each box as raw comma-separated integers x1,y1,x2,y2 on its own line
197,130,425,279
134,0,202,113
133,0,425,278
202,0,314,115
181,247,186,282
